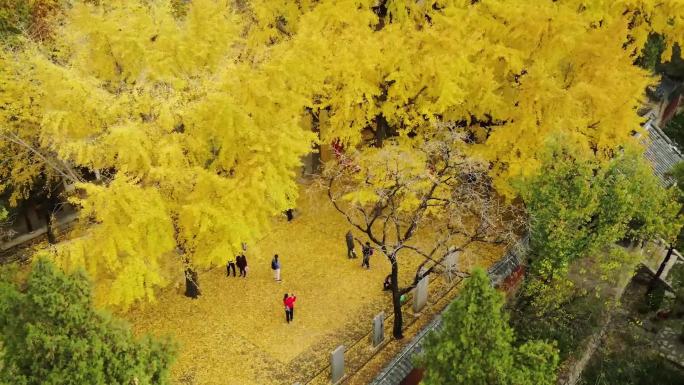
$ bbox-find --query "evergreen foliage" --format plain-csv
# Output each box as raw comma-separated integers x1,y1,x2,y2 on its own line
418,269,558,385
636,33,666,72
518,141,682,279
0,259,176,385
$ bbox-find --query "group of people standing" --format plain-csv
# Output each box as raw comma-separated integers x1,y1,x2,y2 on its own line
345,230,374,269
226,253,248,277
224,250,294,323
225,248,282,283
347,231,394,293
215,230,376,324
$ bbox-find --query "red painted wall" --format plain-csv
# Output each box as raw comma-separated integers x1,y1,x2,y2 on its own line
400,368,424,385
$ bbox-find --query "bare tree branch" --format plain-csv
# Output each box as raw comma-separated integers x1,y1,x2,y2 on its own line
322,129,525,338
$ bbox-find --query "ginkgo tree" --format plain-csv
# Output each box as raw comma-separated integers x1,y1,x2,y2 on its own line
1,0,77,244
277,0,684,194
323,128,524,338
4,0,684,308
1,0,317,307
302,0,684,337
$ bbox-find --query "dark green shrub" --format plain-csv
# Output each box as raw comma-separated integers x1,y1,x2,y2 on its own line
647,283,666,311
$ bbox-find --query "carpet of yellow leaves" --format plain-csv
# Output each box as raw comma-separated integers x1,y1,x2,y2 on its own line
124,184,503,385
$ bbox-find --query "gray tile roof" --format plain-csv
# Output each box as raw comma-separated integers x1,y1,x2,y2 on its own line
643,118,683,186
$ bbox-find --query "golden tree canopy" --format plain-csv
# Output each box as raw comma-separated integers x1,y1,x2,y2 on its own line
2,0,315,307
3,0,684,306
273,0,684,193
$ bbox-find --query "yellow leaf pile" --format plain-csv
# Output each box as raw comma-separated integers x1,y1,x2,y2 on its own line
126,187,503,385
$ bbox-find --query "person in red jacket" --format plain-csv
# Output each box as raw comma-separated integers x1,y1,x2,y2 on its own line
283,292,297,323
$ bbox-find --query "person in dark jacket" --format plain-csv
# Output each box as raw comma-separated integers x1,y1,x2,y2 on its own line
236,254,248,277
345,231,357,258
383,274,392,291
226,256,236,277
361,242,373,269
271,254,281,281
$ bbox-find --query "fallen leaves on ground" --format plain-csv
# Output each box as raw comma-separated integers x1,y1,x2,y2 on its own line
124,184,503,385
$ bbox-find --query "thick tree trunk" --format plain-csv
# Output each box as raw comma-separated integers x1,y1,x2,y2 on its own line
23,209,34,233
648,245,674,295
375,114,389,148
23,200,34,233
310,109,321,173
390,257,404,339
43,203,56,244
43,196,57,244
185,268,201,299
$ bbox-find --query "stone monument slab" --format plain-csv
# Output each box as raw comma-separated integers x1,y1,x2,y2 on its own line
372,312,385,347
413,275,429,313
331,345,345,384
444,250,460,282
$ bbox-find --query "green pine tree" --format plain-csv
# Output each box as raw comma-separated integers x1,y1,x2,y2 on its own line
417,269,558,385
636,33,665,72
0,259,176,385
